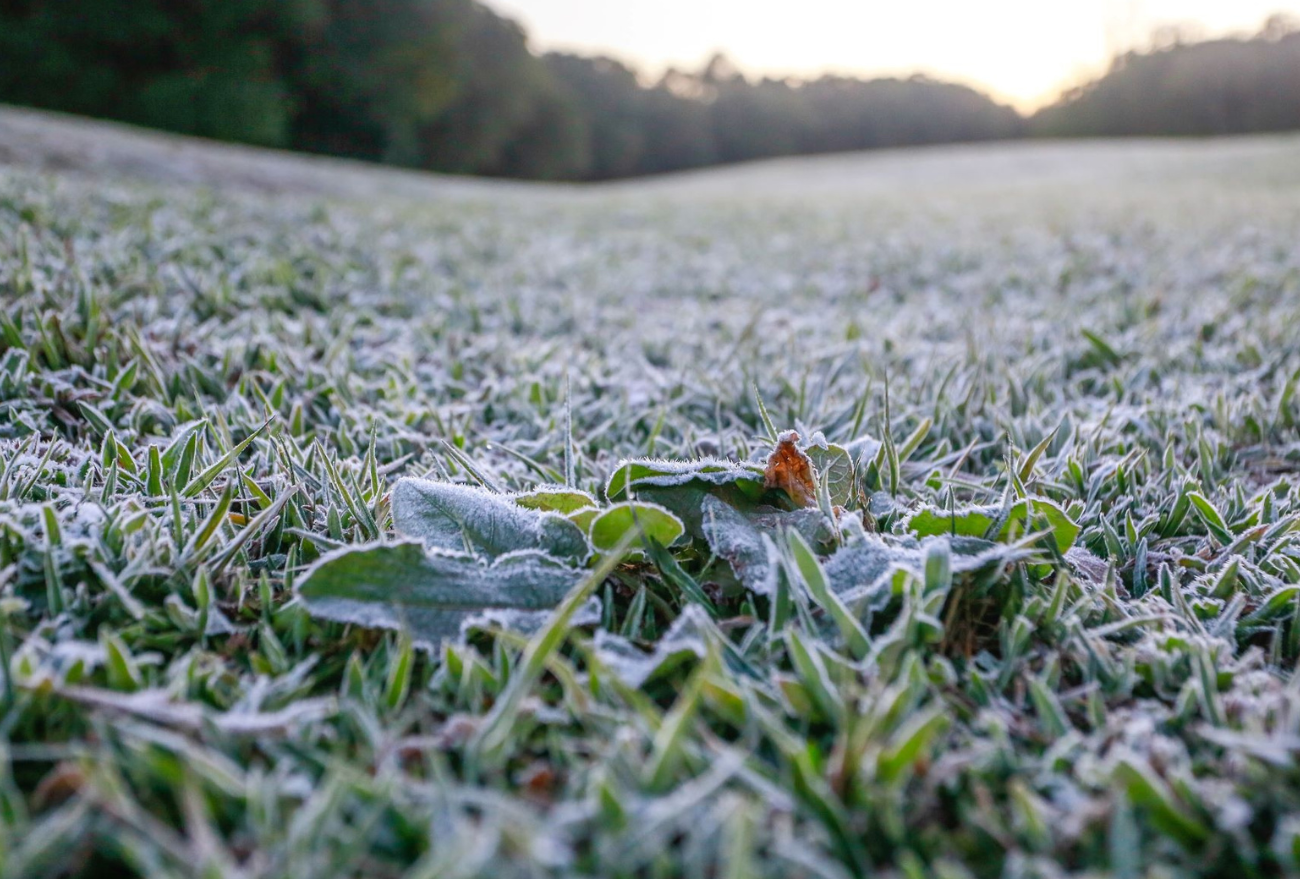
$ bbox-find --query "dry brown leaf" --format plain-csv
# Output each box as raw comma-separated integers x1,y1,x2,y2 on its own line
764,430,818,508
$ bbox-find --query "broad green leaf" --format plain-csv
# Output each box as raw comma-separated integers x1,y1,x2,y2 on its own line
393,477,589,563
701,495,780,595
604,456,769,535
605,457,765,502
296,541,587,648
567,507,599,534
906,506,997,540
512,486,597,514
589,501,684,551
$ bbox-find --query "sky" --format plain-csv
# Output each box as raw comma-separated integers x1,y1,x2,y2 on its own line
483,0,1300,110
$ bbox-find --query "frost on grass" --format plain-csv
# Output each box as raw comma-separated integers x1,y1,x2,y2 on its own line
905,497,1081,553
7,122,1300,878
822,533,1037,605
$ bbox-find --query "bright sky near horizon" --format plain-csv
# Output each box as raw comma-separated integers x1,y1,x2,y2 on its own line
484,0,1300,110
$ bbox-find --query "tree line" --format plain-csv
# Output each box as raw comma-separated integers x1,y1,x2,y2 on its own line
1,0,1297,181
1033,15,1300,138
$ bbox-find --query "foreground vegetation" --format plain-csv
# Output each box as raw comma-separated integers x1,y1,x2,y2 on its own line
2,118,1300,877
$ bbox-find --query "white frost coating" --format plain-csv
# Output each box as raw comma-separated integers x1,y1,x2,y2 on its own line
392,477,590,564
295,540,587,650
463,597,603,638
698,495,833,596
699,494,781,596
824,534,1036,607
604,456,765,498
48,685,337,736
593,605,712,688
843,435,884,466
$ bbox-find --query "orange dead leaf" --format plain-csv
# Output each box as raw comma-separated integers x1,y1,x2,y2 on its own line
764,430,818,508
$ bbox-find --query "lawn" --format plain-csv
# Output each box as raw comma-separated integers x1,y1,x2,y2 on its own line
3,108,1300,877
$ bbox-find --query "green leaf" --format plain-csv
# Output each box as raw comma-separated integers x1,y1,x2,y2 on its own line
393,477,589,563
805,441,855,508
296,541,587,648
606,457,765,502
906,496,1080,553
877,705,948,783
181,419,270,497
1113,757,1210,850
512,486,597,514
589,501,684,552
701,495,780,595
786,531,869,659
1187,491,1235,545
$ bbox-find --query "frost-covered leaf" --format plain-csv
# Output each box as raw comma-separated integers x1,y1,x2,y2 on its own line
905,497,1080,553
823,534,1037,605
699,494,831,595
821,535,913,605
592,605,713,688
589,502,684,551
844,434,883,468
567,507,599,533
701,495,780,595
606,457,765,501
393,477,590,563
296,541,587,648
465,597,603,637
804,439,855,508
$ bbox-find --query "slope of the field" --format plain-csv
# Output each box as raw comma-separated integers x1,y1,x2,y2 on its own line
3,106,1300,878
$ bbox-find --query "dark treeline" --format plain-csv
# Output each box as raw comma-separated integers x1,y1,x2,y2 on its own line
1034,16,1300,137
543,54,1024,178
1,1,1298,181
0,0,1021,180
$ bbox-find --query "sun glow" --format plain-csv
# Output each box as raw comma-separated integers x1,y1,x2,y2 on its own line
485,0,1300,110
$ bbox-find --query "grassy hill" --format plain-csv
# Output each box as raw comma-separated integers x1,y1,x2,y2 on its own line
3,107,1300,877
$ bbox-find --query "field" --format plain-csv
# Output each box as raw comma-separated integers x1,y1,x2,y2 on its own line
3,106,1300,878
